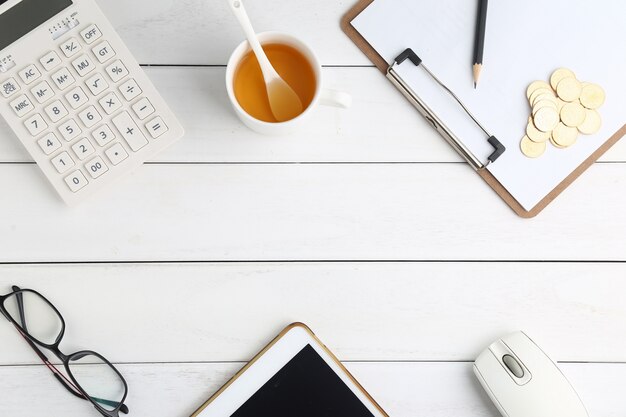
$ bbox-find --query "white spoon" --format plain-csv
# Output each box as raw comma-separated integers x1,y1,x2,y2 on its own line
228,0,304,122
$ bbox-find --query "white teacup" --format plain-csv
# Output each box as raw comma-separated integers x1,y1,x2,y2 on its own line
225,31,352,135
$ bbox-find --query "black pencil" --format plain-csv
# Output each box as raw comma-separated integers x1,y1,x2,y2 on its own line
473,0,489,88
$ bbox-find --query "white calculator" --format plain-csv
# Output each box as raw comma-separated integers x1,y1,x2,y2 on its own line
0,0,184,205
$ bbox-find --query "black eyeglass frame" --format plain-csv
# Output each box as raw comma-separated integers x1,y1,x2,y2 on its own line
0,286,129,417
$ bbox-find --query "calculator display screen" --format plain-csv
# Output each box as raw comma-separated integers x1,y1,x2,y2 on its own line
0,0,73,51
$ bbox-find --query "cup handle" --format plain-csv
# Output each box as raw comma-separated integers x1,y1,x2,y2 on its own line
319,89,352,109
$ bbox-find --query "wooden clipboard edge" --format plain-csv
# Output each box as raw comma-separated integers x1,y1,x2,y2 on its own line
189,322,390,417
341,0,626,218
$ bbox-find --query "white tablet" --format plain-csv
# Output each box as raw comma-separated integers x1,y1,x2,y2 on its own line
191,323,389,417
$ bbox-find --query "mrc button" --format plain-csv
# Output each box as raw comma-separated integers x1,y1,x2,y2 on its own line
80,24,102,44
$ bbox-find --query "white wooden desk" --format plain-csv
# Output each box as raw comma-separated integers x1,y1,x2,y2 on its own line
1,1,625,416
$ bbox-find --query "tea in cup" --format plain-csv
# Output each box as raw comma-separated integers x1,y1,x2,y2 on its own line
226,32,351,135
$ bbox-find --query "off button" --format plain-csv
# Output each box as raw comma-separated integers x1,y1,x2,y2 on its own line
80,24,102,45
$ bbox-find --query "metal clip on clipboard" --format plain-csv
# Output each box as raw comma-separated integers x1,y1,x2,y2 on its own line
386,48,505,170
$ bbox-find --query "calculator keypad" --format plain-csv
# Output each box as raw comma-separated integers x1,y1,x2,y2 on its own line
1,23,175,196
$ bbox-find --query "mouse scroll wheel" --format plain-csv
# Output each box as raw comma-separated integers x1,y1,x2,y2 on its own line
502,354,525,378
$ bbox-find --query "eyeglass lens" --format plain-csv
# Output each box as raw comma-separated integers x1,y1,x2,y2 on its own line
2,291,63,345
68,353,126,412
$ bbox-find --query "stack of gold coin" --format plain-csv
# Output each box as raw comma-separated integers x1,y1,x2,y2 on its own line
521,68,605,158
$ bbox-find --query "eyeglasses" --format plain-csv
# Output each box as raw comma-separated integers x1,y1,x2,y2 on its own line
0,286,129,417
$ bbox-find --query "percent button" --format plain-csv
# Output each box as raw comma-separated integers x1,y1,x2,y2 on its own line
105,60,129,82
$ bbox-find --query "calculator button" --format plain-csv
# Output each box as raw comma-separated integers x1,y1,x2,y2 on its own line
131,98,155,120
98,91,122,115
40,51,61,71
92,41,115,63
119,79,142,101
105,143,128,166
38,132,62,155
10,95,34,118
146,117,168,139
51,151,75,174
72,54,96,77
64,86,89,110
18,65,41,85
58,119,82,142
45,100,69,123
105,60,128,83
64,170,88,192
78,105,101,128
1,77,20,98
86,72,108,96
51,67,76,91
71,137,95,160
30,81,55,104
80,24,102,44
59,37,82,58
112,111,148,152
85,156,108,179
24,114,47,136
91,124,115,147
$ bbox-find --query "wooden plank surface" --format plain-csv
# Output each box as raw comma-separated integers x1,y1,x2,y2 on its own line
0,362,623,417
0,263,624,364
1,163,626,262
0,0,624,416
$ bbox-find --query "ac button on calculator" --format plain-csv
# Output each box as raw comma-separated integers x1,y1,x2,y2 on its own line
0,0,184,205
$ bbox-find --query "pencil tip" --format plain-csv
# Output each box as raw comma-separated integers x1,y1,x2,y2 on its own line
474,82,477,89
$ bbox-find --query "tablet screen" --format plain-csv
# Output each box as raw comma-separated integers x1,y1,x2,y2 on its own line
231,344,376,417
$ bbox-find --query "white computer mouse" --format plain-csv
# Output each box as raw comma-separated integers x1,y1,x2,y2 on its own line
473,331,589,417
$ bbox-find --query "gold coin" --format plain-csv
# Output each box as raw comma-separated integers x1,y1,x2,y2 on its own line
526,81,552,99
526,120,550,142
550,68,576,90
560,102,587,127
550,136,566,149
521,135,546,158
531,93,558,107
533,107,559,132
579,83,606,109
532,99,558,113
556,77,582,102
529,89,555,105
578,109,602,135
551,122,578,147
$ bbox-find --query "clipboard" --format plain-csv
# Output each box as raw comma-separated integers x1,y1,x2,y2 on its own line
342,0,626,218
